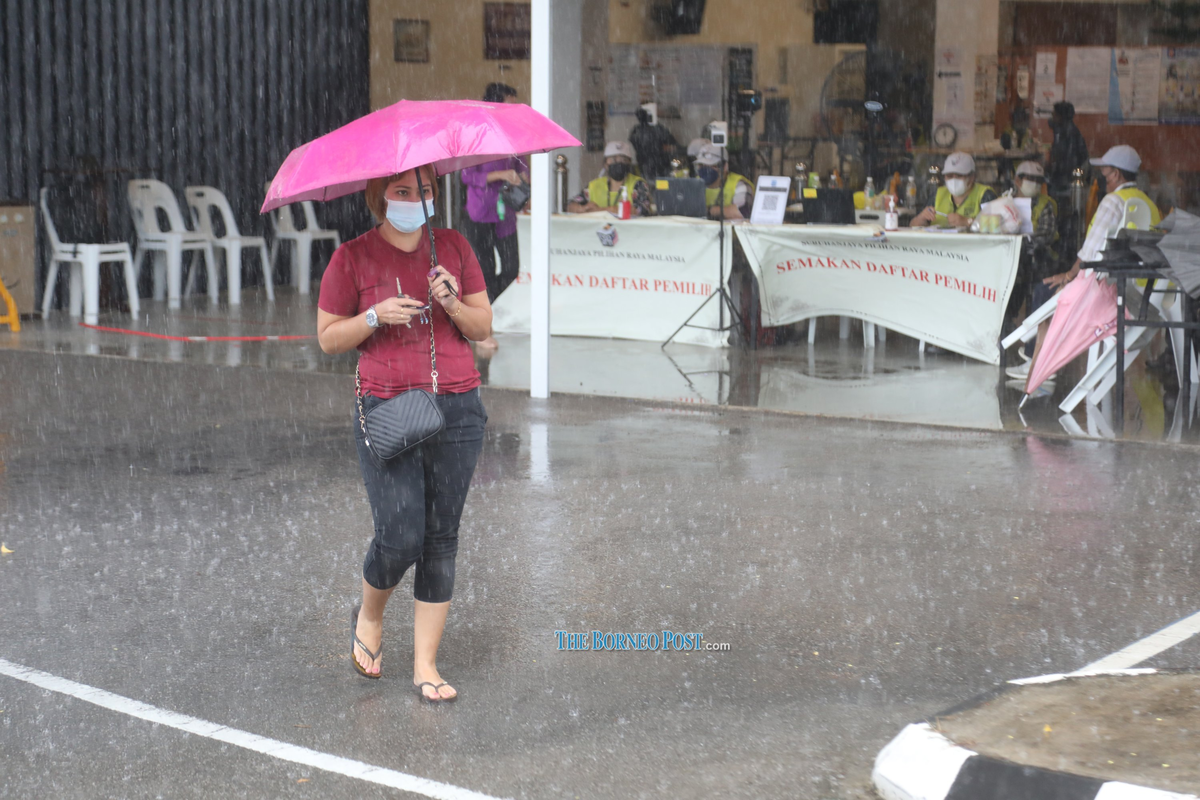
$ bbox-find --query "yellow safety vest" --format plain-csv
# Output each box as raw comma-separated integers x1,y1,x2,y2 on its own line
587,174,644,208
1086,185,1161,235
705,172,752,209
1031,193,1059,242
934,182,993,221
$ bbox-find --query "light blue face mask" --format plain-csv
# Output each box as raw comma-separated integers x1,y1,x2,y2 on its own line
386,198,436,233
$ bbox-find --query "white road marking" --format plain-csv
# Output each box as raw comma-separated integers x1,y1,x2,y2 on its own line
1076,608,1200,673
0,657,507,800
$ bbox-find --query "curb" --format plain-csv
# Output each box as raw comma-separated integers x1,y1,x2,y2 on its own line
872,669,1199,800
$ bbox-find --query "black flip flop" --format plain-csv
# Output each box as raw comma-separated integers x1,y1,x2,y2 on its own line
350,604,381,680
415,681,456,705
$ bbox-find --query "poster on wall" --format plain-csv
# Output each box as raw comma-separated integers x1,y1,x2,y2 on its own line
1033,51,1059,117
1066,47,1110,114
607,44,722,117
934,46,973,147
1160,47,1200,125
975,55,998,126
1109,47,1161,125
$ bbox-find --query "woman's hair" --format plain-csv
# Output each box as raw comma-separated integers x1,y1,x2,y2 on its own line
483,82,517,103
364,165,438,223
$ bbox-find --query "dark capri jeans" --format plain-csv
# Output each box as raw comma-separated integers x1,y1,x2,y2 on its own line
353,388,487,602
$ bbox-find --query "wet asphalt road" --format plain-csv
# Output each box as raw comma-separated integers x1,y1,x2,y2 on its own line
1,349,1198,799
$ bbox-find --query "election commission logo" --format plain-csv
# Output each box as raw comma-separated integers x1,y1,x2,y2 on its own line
596,224,618,247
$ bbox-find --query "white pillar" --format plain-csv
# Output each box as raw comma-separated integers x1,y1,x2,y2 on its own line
530,0,552,399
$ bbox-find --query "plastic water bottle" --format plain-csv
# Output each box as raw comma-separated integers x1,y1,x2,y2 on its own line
905,175,917,208
496,193,506,222
864,177,876,202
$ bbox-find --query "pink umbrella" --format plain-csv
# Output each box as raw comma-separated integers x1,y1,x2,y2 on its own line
261,99,581,213
1024,271,1124,395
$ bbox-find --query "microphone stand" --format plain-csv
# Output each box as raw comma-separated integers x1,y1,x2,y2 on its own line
662,145,744,348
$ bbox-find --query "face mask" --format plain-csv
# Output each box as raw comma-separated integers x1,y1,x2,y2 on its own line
945,178,969,198
386,198,435,233
607,163,630,182
697,165,720,185
1019,179,1041,198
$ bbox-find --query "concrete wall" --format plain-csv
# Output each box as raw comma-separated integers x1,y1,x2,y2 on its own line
369,0,594,201
369,0,533,108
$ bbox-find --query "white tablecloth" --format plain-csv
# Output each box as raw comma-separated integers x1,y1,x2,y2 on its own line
735,225,1022,364
490,213,733,347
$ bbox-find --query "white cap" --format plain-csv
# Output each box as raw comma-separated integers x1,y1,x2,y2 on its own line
1015,161,1044,179
1090,144,1141,173
694,143,723,166
687,138,710,157
943,151,975,175
604,140,635,161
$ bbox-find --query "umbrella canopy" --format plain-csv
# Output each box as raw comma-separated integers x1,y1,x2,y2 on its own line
1024,271,1122,394
261,99,581,213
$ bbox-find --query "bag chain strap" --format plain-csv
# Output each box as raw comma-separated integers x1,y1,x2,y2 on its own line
356,234,440,440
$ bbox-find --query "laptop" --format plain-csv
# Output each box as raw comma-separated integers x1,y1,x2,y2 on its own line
802,188,855,224
655,178,707,218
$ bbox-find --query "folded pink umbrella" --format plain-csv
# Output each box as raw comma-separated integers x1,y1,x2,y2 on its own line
1024,271,1123,395
261,99,581,213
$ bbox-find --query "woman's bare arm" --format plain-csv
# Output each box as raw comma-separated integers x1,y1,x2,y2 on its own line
443,291,493,342
317,297,427,354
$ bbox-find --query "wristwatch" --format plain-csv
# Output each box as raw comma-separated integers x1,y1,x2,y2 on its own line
365,305,380,328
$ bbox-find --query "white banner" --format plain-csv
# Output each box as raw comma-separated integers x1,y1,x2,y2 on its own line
491,213,732,347
735,226,1021,364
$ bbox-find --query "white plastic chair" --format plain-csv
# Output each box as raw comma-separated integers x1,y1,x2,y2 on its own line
1058,280,1198,413
268,201,340,295
808,316,878,349
185,186,274,306
128,179,217,309
1056,196,1197,413
39,188,139,324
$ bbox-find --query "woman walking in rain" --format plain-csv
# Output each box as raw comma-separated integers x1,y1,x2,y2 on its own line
316,164,491,702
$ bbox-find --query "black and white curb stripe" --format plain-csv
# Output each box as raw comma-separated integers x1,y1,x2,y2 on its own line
872,669,1198,800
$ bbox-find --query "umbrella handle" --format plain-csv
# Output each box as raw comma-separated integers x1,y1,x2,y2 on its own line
415,167,457,299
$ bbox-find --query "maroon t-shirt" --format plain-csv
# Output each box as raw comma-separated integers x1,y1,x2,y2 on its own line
318,226,487,398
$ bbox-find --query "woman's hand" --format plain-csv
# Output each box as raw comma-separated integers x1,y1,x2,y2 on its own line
428,266,460,309
488,169,522,185
912,206,936,226
946,212,970,228
374,296,427,326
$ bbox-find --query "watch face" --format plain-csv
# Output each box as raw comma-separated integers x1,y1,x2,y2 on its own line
366,308,378,327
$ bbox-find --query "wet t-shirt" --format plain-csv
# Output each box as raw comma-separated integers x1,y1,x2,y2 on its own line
318,226,487,398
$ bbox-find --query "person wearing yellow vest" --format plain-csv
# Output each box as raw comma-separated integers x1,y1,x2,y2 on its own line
912,151,997,228
693,143,754,220
1012,145,1162,383
567,140,653,216
1044,144,1160,291
1004,161,1061,373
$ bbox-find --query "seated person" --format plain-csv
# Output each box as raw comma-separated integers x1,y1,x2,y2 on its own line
693,143,754,220
567,140,652,216
683,137,710,177
911,152,996,228
1006,161,1059,336
1008,145,1161,383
